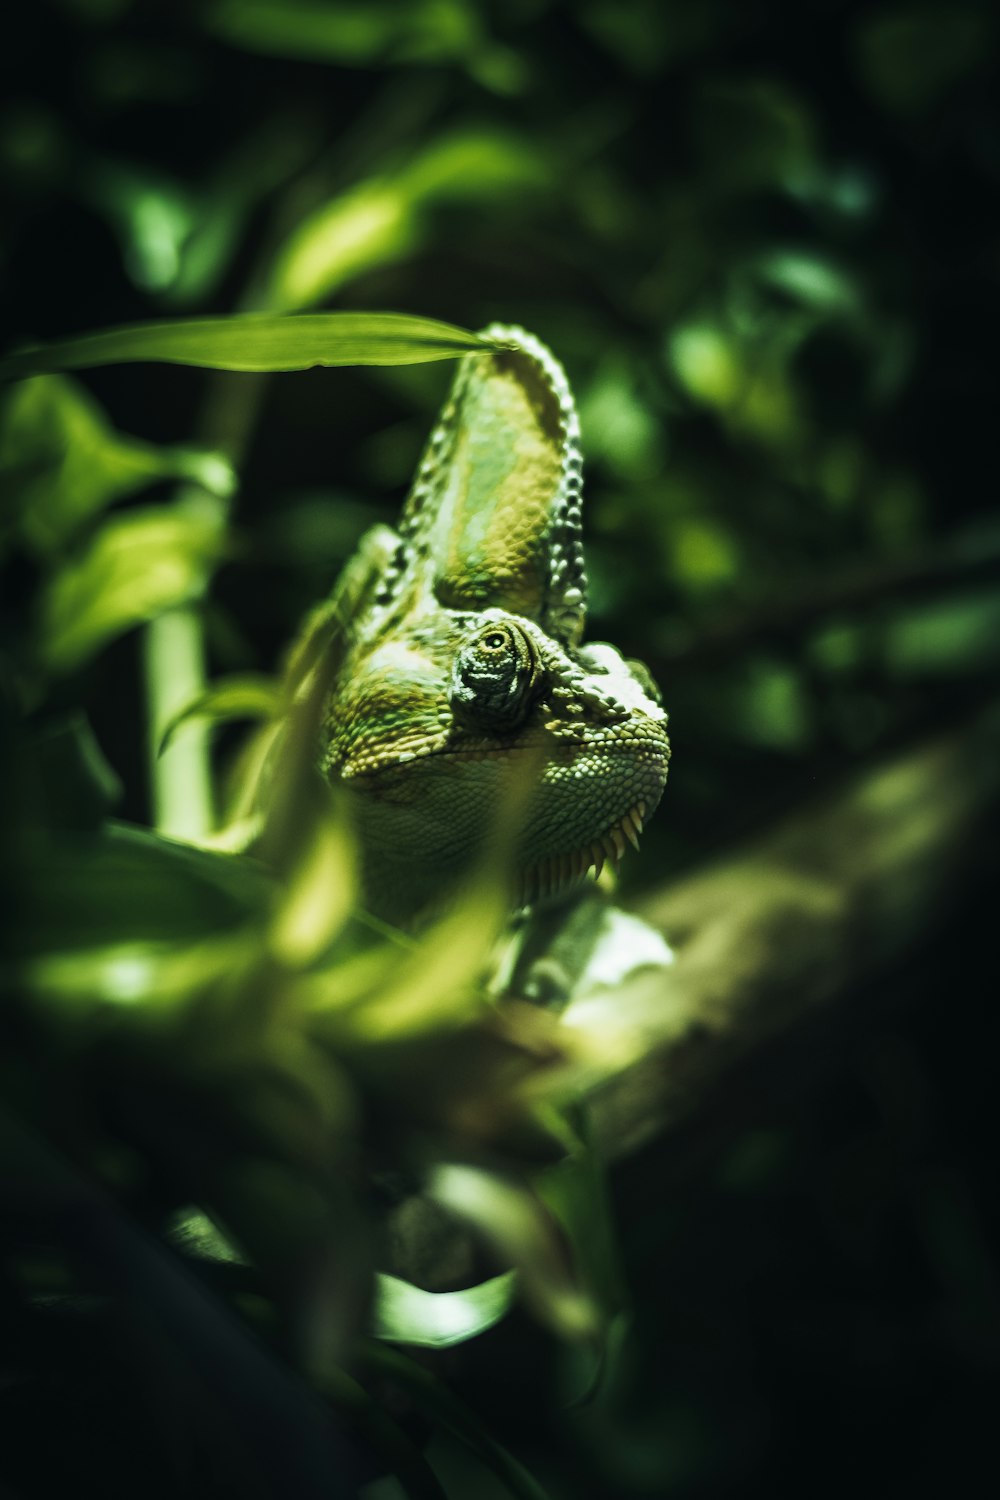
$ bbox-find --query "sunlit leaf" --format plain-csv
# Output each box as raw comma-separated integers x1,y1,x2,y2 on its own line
580,360,663,481
668,322,742,409
268,811,357,968
752,250,860,317
0,313,488,381
169,1208,246,1264
372,1270,516,1348
268,131,546,309
884,592,1000,677
81,157,199,292
268,182,420,311
401,129,547,202
309,875,504,1040
731,657,813,752
39,507,224,672
669,517,741,592
25,936,244,1018
0,376,235,552
427,1162,599,1340
158,673,281,755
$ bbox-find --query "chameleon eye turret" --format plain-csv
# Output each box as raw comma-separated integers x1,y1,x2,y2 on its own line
322,326,670,922
449,616,541,733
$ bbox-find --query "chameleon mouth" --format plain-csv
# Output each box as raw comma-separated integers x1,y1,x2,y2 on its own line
516,799,648,905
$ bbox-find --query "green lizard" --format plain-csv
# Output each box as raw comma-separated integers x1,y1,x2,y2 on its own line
321,326,670,926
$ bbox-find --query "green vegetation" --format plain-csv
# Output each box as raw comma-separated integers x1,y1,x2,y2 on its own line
2,3,998,1497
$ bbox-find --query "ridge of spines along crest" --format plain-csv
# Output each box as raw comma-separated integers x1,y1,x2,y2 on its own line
374,325,588,647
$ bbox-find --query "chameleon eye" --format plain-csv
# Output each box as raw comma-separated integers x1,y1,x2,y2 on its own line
450,620,540,732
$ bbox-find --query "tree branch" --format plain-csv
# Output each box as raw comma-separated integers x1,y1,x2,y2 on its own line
567,703,1000,1161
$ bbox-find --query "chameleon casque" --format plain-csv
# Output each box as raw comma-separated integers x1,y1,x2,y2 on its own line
321,326,670,925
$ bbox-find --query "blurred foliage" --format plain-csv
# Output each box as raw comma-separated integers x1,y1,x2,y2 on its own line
2,0,999,1497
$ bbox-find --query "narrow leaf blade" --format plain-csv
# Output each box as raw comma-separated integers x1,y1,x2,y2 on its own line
158,673,281,755
1,312,489,380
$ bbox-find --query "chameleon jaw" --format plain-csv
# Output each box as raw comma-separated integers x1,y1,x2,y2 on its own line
515,799,648,906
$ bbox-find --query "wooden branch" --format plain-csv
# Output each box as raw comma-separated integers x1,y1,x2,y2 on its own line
386,705,1000,1288
566,704,1000,1162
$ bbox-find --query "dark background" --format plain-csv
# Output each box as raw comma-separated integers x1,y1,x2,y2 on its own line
2,1,999,1495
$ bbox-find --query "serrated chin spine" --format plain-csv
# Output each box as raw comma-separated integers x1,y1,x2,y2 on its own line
516,799,648,906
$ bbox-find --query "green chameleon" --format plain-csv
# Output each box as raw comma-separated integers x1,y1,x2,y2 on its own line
320,326,670,927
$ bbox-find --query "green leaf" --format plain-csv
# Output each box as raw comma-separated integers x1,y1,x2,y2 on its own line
372,1270,516,1349
427,1162,599,1341
267,183,420,311
267,132,546,309
0,312,488,381
40,507,224,672
205,0,480,66
30,715,123,832
10,822,272,958
0,375,236,553
158,673,281,754
169,1208,247,1264
884,592,1000,677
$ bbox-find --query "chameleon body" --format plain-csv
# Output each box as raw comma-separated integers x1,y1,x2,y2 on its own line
322,327,670,923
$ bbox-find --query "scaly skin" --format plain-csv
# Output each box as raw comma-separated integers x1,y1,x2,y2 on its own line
321,327,670,923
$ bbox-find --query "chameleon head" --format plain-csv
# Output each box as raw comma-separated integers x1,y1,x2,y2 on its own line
321,326,669,922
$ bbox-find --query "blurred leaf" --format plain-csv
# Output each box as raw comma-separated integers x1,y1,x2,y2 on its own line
81,158,199,292
31,714,123,831
205,0,479,65
0,313,488,380
268,130,547,309
158,673,281,754
668,322,742,409
170,1208,247,1264
166,119,321,306
268,182,420,311
268,810,357,968
9,822,272,958
579,0,726,75
854,5,994,115
579,360,664,481
24,936,243,1018
0,376,235,553
731,657,813,752
427,1162,599,1340
372,1270,517,1348
751,250,861,319
537,1131,624,1327
669,516,741,593
39,507,223,672
692,76,817,192
401,129,547,202
309,876,504,1041
884,591,1000,676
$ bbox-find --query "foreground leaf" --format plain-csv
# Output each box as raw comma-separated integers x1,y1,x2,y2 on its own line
0,312,487,380
40,507,223,672
427,1162,599,1341
0,375,234,553
158,673,281,754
